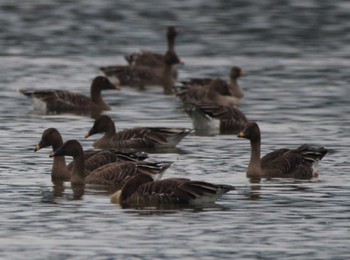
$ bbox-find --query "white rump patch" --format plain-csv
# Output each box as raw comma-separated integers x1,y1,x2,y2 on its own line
31,97,47,113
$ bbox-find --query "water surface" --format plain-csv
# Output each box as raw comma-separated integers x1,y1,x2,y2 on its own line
0,1,349,259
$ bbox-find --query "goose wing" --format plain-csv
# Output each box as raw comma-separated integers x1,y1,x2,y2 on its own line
100,65,161,86
85,161,172,187
127,179,234,206
112,127,190,149
261,145,328,178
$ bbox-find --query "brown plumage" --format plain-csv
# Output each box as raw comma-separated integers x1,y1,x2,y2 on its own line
35,128,148,181
100,50,183,95
111,173,235,208
237,122,328,179
184,104,248,134
175,67,246,104
124,26,179,70
18,76,119,117
85,115,192,150
49,140,172,187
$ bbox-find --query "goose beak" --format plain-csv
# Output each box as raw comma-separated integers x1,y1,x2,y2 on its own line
114,83,122,90
240,71,247,77
49,151,55,158
84,132,91,138
237,132,245,138
34,144,41,152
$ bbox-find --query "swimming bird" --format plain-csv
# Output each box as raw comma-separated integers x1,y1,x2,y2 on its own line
111,173,235,208
84,115,192,150
50,140,173,187
175,67,246,104
100,50,183,95
124,26,180,72
18,76,119,117
184,104,248,134
175,79,233,106
237,122,328,179
35,128,148,181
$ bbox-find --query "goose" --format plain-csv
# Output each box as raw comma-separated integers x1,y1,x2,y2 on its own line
84,115,192,150
100,50,183,95
18,76,119,117
184,104,248,134
124,26,179,72
111,173,235,207
176,78,241,107
49,140,173,187
35,128,148,181
237,122,328,179
175,67,246,103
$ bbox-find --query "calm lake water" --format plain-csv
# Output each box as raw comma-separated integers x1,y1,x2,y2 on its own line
1,1,349,259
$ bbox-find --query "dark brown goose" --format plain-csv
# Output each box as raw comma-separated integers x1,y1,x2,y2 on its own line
184,104,248,134
124,26,179,70
237,122,328,179
111,173,235,207
175,67,246,103
176,78,241,107
35,128,148,181
18,76,119,117
84,115,192,150
50,140,173,187
100,50,183,95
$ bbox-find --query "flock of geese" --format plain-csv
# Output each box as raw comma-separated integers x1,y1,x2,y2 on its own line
18,26,328,208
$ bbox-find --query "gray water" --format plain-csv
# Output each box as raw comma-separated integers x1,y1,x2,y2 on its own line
1,1,349,259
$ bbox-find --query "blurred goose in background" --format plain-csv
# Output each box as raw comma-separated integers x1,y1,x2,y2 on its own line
35,128,148,181
100,49,183,95
50,140,173,187
18,76,119,117
85,115,192,150
125,26,179,73
176,78,241,107
111,173,235,207
237,122,328,179
175,67,246,104
184,104,248,135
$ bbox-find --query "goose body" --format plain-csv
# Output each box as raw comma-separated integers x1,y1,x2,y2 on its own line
111,173,235,207
125,26,179,71
237,122,328,179
85,115,192,150
35,128,148,181
18,76,119,116
176,78,240,107
175,67,246,105
50,140,172,187
185,104,248,134
100,50,182,95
